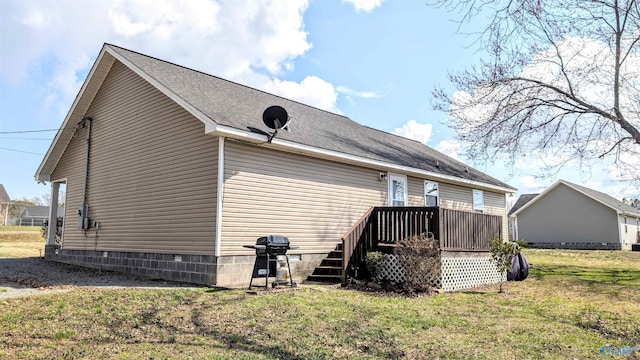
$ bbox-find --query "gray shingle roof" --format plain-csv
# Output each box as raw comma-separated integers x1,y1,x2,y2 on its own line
508,193,538,217
0,184,9,204
563,181,640,216
107,44,515,191
21,206,65,218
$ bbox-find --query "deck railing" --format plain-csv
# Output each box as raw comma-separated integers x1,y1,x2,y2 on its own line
439,208,502,251
341,206,503,281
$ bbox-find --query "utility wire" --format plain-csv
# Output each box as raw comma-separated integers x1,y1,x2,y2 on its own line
0,147,44,155
0,129,58,134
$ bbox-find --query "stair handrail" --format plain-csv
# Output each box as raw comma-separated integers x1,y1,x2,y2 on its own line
341,206,376,283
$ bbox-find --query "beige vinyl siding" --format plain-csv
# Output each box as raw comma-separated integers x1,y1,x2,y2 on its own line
485,190,508,241
439,183,474,211
407,176,424,206
51,60,218,254
220,140,387,255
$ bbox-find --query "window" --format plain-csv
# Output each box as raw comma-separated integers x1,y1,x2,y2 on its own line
424,181,439,206
388,174,407,206
624,217,628,233
473,189,484,213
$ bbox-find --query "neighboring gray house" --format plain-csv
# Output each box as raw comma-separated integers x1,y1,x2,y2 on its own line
35,43,516,288
18,206,65,226
512,180,640,250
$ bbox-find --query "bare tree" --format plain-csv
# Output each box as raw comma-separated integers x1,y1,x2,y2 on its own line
432,0,640,181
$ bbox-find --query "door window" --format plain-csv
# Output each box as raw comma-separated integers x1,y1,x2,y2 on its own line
389,174,407,206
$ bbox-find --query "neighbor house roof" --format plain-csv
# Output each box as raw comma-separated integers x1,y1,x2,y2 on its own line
512,180,640,218
507,193,538,217
20,206,65,219
0,184,10,204
36,43,516,193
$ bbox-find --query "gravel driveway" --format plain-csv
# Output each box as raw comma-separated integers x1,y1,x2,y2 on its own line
0,257,198,299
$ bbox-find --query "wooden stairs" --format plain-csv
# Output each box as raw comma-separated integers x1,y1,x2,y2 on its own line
306,243,343,283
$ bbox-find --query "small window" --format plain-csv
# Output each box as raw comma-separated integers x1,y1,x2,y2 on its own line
624,217,628,233
424,181,439,206
473,189,484,213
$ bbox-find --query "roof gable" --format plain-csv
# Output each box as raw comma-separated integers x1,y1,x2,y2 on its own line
37,43,516,193
513,180,640,218
0,184,10,204
508,193,538,216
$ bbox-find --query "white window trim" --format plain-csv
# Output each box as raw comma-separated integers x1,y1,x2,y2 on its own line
424,180,439,207
388,173,407,207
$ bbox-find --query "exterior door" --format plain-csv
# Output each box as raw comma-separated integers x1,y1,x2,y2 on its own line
388,174,407,206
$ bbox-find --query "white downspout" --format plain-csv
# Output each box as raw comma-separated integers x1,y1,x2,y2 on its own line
215,137,225,257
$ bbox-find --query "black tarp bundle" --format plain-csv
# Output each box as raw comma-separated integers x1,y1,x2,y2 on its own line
507,252,529,281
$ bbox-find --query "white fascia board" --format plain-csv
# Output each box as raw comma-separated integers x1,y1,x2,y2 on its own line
206,123,516,194
35,47,114,182
106,46,218,130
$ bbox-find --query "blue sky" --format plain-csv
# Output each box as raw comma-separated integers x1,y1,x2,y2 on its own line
0,0,637,204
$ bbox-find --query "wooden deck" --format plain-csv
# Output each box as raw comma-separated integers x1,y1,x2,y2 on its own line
341,206,503,281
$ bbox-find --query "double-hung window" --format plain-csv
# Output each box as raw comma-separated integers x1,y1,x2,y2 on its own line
473,189,484,213
424,181,438,206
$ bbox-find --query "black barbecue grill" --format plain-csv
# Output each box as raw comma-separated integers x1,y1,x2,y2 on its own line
244,235,298,289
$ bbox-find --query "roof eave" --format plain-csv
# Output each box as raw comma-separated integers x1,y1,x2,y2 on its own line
35,45,116,182
207,123,517,194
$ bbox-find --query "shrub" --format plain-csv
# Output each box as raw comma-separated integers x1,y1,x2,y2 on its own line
394,232,441,293
364,251,385,282
41,217,63,245
488,237,525,292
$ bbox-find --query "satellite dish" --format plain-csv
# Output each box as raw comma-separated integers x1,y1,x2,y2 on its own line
262,106,290,143
262,105,289,130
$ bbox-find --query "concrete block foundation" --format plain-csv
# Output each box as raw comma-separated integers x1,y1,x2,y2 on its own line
44,246,327,287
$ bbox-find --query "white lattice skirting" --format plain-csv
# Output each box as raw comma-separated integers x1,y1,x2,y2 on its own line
441,256,505,292
377,253,504,292
378,254,407,282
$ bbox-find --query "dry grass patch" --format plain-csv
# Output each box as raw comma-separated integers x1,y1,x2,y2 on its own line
0,226,44,258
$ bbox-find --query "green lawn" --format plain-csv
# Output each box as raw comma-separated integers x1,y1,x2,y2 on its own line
1,229,639,359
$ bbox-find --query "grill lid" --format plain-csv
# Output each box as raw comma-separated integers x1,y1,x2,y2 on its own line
256,235,290,247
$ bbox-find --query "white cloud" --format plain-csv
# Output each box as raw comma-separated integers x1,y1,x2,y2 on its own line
0,0,345,119
336,85,382,99
392,120,432,144
435,140,461,160
517,175,547,194
341,0,384,13
261,75,339,113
